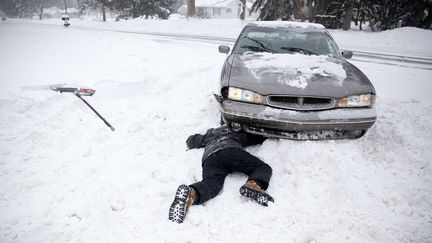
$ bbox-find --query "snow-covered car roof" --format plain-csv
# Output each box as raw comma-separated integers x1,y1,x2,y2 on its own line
248,21,325,30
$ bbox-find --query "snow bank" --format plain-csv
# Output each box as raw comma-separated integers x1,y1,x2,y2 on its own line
374,27,432,52
329,27,432,57
242,53,346,89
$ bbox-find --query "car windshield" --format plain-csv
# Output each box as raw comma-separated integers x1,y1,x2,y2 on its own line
233,26,341,58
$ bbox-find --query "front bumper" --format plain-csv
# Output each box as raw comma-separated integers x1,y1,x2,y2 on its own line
221,100,377,138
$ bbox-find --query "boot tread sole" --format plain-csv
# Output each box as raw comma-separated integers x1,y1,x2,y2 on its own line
239,185,274,207
169,184,190,223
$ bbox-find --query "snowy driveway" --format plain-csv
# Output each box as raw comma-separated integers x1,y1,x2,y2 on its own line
0,23,431,243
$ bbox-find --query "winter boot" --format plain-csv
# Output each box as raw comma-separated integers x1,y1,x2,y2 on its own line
168,184,197,223
239,180,274,207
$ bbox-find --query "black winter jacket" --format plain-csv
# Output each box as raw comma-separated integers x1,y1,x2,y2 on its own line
186,125,266,162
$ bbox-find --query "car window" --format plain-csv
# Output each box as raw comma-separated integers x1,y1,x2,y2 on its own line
233,26,341,58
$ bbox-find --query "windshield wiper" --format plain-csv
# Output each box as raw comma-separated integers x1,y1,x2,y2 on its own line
240,45,275,53
280,47,318,56
239,35,278,53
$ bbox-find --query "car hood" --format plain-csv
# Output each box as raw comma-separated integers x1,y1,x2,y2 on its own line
228,53,373,98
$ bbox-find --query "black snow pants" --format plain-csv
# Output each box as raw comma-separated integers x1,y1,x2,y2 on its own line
190,148,272,205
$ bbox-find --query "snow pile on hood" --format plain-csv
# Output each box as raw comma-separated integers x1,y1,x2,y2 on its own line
242,53,347,89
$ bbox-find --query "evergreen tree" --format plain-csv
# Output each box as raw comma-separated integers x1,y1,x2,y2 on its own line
128,0,174,19
353,0,368,30
0,0,19,17
110,0,131,14
364,0,432,30
250,0,293,20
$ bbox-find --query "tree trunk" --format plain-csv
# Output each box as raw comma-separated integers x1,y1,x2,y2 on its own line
342,0,353,30
39,7,43,20
359,12,364,30
240,0,246,20
64,0,68,14
187,0,195,18
102,5,106,21
131,2,138,18
292,0,303,19
423,9,432,29
354,4,360,26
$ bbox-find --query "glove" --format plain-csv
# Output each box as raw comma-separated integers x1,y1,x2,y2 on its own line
186,134,204,150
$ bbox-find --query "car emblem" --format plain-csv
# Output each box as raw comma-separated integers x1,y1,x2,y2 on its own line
297,97,304,106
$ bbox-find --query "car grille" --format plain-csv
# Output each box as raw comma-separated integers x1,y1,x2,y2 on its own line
266,95,335,111
244,125,363,140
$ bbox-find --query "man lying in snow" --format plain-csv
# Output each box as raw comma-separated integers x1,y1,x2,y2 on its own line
168,125,274,224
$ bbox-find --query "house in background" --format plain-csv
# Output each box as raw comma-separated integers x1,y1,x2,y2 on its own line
62,8,81,18
42,7,62,19
178,0,259,19
40,7,80,19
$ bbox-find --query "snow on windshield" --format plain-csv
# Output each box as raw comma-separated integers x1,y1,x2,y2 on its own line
251,21,325,29
242,53,347,89
234,28,340,57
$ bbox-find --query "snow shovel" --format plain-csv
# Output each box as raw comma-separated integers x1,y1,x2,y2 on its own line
51,84,115,131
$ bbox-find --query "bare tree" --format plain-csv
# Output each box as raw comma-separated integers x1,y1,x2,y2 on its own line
27,0,55,20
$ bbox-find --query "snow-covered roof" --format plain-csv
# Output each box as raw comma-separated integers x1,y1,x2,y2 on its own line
195,0,234,8
64,8,80,14
41,7,61,18
43,7,61,15
249,21,325,30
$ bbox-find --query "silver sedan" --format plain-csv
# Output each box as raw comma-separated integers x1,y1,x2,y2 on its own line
217,21,376,140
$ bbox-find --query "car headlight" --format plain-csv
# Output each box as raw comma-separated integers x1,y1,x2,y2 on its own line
228,87,263,104
338,94,375,107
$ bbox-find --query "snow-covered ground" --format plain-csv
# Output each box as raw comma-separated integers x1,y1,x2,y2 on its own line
0,22,432,243
7,17,432,58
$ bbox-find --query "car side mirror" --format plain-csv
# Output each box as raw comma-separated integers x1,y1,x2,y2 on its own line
341,50,353,59
219,45,230,55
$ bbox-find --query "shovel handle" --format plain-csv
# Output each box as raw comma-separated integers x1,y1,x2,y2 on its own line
76,94,115,131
